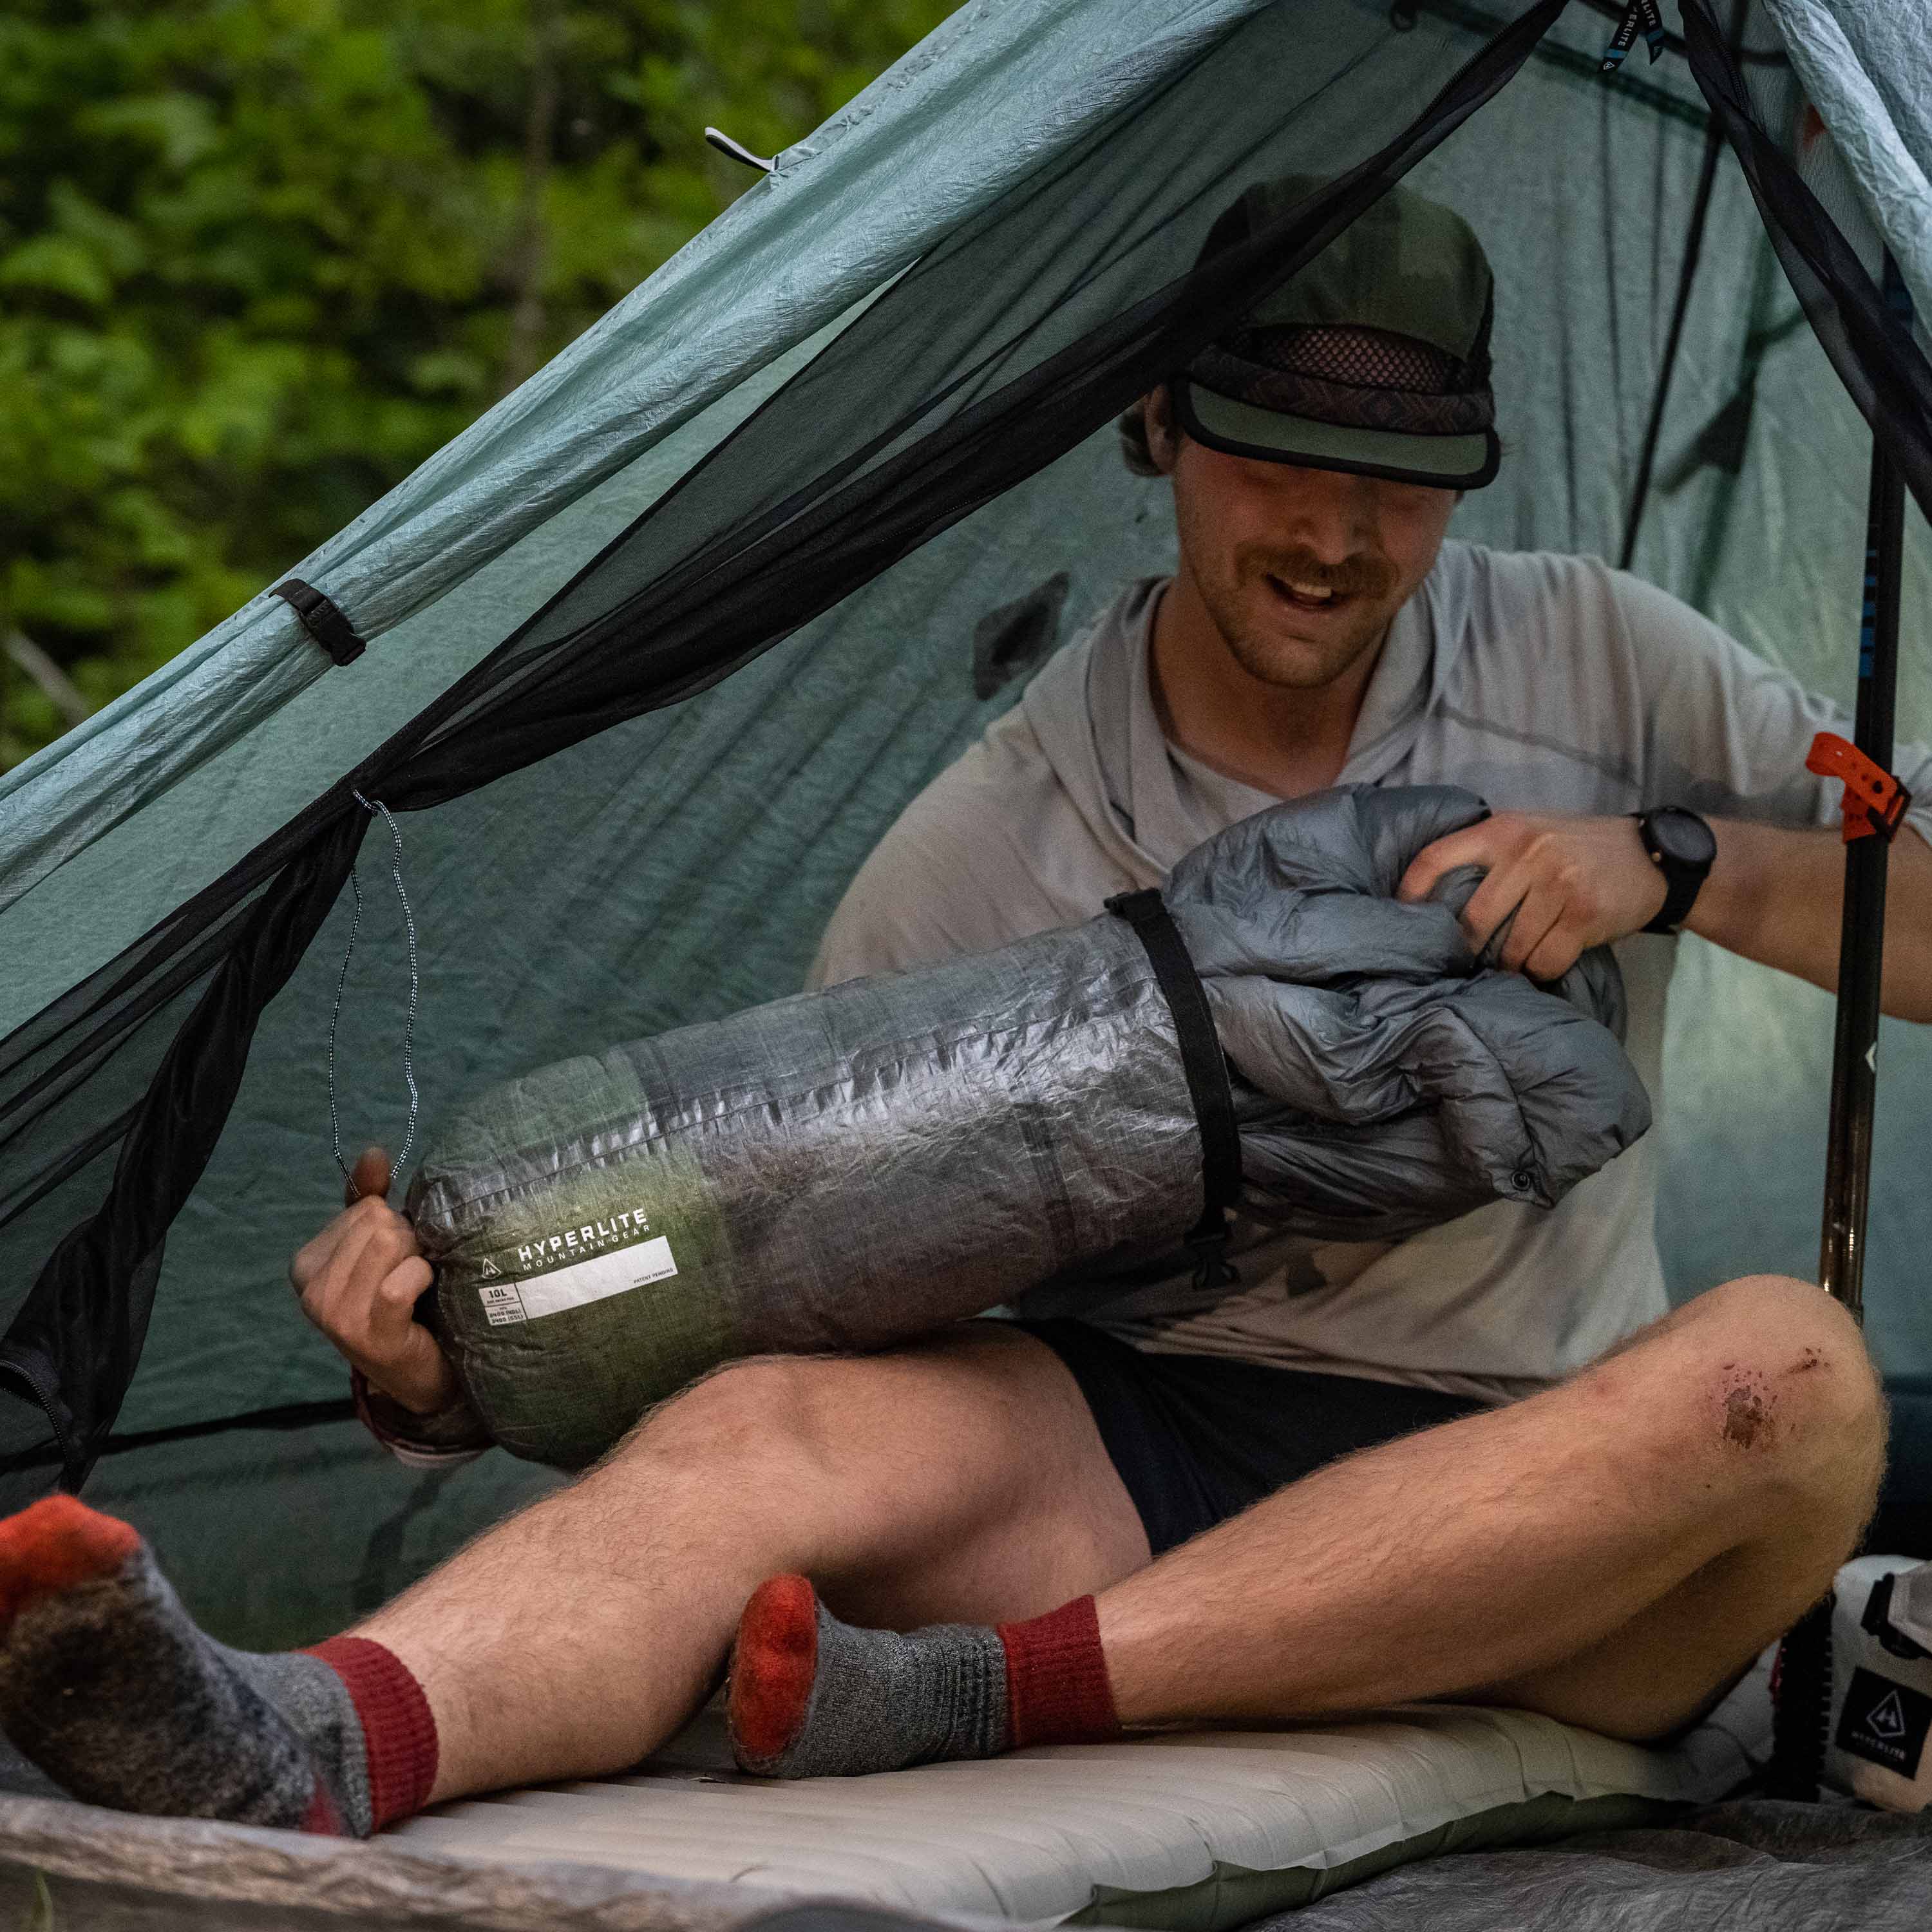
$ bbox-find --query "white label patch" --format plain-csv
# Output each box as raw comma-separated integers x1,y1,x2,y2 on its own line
479,1281,527,1326
477,1235,679,1325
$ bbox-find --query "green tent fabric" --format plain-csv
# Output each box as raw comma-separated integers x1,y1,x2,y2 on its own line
5,0,1932,1649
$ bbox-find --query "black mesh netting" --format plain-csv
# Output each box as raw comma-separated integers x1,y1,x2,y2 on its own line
1,0,1929,1504
1226,325,1478,393
1191,320,1497,435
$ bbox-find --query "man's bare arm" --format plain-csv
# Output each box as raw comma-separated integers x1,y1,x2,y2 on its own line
1688,818,1932,1021
1399,812,1932,1022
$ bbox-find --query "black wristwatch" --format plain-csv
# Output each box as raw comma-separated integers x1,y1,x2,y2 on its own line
1632,807,1717,934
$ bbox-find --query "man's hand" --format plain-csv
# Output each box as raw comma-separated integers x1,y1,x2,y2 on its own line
290,1146,461,1417
1397,812,1668,981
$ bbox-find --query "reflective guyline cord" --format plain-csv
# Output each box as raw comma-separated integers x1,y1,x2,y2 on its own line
327,793,422,1188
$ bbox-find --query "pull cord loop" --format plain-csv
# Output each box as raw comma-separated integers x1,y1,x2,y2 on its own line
328,792,421,1185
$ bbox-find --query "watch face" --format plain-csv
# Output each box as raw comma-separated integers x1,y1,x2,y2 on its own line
1650,808,1716,867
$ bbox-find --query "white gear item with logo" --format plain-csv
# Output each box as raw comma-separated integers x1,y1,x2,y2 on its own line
1825,1554,1932,1812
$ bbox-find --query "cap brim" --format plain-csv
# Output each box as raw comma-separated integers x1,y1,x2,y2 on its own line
1177,379,1499,490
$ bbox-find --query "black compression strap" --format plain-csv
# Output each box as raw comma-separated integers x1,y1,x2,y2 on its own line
273,578,367,667
1106,889,1241,1286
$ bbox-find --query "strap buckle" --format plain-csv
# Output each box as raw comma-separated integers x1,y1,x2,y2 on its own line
1186,1215,1240,1294
1806,732,1911,843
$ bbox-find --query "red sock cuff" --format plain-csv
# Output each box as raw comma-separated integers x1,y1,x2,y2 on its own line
307,1636,439,1828
996,1595,1120,1748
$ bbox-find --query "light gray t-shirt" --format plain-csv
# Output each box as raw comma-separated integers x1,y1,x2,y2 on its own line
811,542,1932,1402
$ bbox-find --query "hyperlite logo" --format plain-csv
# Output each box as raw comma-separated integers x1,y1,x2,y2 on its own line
1836,1666,1932,1777
516,1209,652,1271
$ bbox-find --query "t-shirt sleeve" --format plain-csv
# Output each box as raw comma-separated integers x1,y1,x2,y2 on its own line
1610,569,1932,845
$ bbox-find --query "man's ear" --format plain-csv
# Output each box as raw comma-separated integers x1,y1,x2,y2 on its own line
1142,385,1182,477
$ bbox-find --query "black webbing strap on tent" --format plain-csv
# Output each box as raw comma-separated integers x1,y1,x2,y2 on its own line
8,1397,359,1472
1106,889,1241,1290
272,580,368,667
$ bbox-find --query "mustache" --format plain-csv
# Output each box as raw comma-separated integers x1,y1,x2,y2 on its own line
1238,543,1398,602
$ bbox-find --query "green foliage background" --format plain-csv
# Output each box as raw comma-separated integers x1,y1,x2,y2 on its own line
0,0,958,766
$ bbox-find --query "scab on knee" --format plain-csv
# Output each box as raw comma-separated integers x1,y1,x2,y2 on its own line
1716,1367,1778,1453
1698,1278,1885,1497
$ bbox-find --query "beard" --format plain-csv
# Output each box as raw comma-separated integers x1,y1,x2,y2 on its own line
1194,539,1403,690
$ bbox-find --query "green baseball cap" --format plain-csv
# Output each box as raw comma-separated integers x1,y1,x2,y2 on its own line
1174,176,1501,489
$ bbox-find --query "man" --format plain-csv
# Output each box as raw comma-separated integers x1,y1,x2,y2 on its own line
0,178,1920,1832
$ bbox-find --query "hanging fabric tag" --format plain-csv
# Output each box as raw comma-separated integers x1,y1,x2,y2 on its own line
1598,0,1665,75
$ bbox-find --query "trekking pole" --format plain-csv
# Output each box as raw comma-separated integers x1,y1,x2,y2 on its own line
1770,251,1915,1803
1817,250,1913,1321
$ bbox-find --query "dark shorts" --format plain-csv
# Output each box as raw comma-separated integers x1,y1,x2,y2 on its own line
1017,1318,1490,1557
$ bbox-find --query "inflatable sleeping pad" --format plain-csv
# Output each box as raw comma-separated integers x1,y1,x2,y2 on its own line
407,785,1650,1466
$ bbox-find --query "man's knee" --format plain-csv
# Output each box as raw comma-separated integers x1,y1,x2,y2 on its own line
613,1354,859,1485
1677,1274,1886,1506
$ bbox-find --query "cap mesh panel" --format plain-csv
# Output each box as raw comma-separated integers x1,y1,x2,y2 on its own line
1224,325,1470,392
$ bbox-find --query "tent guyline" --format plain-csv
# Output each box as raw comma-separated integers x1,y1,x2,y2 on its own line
0,1,1927,1571
324,796,422,1185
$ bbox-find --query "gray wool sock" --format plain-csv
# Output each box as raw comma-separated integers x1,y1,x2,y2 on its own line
0,1535,373,1835
226,1645,375,1833
728,1580,1009,1779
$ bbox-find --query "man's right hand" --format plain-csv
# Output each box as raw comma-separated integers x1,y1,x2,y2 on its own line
291,1146,462,1417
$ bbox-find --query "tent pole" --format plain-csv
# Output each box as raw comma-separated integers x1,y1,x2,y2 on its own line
1616,0,1748,573
1817,250,1912,1320
1770,251,1913,1804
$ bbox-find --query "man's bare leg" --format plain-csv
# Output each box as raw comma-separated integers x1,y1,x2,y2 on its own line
0,1326,1145,1826
352,1325,1146,1801
1096,1275,1883,1740
744,1274,1884,1772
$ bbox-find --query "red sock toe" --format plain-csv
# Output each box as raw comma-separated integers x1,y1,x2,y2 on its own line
730,1574,821,1765
0,1498,144,1631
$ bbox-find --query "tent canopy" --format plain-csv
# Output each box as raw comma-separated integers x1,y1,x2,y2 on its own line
2,0,1931,1644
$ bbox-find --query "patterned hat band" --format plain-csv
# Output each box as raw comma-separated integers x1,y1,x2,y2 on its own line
1188,325,1495,438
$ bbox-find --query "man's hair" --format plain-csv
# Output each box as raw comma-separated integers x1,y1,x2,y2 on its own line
1117,397,1162,477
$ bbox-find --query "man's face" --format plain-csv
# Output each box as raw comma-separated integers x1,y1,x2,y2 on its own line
1148,390,1457,689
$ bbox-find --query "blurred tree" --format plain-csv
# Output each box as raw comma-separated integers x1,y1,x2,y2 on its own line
0,0,958,765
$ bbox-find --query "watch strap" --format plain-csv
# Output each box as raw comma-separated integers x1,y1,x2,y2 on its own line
1634,809,1712,934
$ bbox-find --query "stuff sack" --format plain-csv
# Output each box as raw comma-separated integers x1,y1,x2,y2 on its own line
407,785,1649,1466
1823,1554,1932,1812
